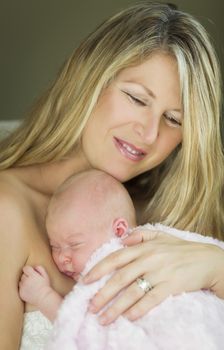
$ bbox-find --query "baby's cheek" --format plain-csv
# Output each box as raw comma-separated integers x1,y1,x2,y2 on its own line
53,254,63,271
74,254,88,273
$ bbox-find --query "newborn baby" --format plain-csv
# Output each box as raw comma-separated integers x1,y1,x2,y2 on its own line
19,170,224,350
19,169,136,321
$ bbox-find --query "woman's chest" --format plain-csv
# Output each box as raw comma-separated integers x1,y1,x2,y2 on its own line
24,204,75,311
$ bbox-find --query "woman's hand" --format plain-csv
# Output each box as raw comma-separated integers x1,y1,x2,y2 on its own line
83,228,224,325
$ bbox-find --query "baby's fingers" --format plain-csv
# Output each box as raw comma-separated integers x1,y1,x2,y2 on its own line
22,265,35,276
34,265,48,278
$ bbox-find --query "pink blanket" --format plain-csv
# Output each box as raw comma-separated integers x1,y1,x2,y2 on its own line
46,224,224,350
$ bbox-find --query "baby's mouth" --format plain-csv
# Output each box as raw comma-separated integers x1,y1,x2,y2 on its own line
64,270,75,278
64,270,82,281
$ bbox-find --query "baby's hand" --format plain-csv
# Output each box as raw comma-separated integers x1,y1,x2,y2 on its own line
19,265,52,308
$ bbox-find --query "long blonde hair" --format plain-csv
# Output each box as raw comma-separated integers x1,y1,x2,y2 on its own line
0,2,223,237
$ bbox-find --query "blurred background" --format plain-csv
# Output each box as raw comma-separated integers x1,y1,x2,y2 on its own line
0,0,223,121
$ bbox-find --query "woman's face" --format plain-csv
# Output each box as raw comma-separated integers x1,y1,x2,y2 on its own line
81,52,183,182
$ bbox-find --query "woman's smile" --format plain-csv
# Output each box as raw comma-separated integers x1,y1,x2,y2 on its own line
113,137,147,162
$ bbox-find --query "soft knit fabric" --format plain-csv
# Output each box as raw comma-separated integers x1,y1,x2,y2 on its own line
46,224,224,350
20,311,53,350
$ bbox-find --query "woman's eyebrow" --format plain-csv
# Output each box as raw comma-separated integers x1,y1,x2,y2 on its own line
122,81,156,99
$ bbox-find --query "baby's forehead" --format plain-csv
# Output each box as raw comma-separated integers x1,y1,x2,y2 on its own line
63,172,119,196
65,232,85,241
49,171,129,222
50,231,86,243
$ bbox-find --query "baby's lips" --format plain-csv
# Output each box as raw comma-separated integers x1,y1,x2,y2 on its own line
64,270,75,278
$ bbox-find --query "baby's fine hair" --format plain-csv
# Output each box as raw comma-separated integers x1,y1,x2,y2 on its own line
51,169,137,227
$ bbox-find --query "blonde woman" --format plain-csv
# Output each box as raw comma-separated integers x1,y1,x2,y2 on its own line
0,2,223,349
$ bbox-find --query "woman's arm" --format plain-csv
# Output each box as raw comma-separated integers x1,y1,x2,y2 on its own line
83,228,224,325
0,194,29,350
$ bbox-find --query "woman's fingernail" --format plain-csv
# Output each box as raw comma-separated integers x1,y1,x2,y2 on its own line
99,315,108,325
83,274,91,283
88,304,97,313
99,310,114,325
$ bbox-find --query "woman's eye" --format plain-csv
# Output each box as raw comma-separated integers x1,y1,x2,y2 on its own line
123,91,146,106
164,113,182,127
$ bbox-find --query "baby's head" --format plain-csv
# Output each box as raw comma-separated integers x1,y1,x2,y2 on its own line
46,169,136,280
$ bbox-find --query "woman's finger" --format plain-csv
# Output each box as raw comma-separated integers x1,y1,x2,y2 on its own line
84,244,146,283
122,228,166,246
122,230,144,245
84,230,170,284
97,276,171,324
124,282,173,321
98,277,149,325
88,257,151,312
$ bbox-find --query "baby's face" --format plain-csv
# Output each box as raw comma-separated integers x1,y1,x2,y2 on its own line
47,206,108,281
49,233,91,281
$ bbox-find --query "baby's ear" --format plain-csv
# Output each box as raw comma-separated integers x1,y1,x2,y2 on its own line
112,218,129,238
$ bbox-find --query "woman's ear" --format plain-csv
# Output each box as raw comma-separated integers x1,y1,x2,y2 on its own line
112,218,129,238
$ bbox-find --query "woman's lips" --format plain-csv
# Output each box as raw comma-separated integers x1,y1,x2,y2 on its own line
114,137,146,161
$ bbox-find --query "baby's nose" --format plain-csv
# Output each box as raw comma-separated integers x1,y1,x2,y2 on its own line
59,248,72,264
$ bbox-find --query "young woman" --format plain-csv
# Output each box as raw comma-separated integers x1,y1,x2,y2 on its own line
0,2,223,349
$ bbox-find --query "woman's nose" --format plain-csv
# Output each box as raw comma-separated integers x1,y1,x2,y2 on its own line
133,113,160,145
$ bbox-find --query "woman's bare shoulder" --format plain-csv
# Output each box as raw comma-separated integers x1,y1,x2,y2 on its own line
0,169,41,252
0,170,30,212
0,171,32,257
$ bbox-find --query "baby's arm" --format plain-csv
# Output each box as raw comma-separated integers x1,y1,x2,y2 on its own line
19,265,63,322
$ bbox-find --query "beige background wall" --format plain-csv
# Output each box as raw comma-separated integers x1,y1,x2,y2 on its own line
1,0,223,121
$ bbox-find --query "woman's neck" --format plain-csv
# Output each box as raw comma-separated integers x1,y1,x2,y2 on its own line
12,150,91,196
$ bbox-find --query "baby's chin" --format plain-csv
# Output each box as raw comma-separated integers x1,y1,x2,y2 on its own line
73,272,82,282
